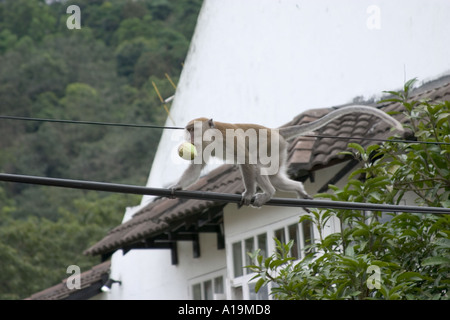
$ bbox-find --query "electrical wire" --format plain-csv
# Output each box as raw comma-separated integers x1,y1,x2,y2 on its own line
0,172,449,214
1,114,449,145
302,134,450,146
0,115,185,130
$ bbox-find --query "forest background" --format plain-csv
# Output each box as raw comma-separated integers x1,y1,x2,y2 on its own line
0,0,202,299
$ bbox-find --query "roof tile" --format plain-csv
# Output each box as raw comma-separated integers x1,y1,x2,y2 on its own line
85,80,450,256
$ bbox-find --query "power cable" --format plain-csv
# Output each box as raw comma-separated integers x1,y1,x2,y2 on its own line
0,115,185,130
302,134,450,146
0,172,449,215
1,114,449,145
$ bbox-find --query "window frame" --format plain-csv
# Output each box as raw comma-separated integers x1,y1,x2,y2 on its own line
188,269,227,300
226,215,315,300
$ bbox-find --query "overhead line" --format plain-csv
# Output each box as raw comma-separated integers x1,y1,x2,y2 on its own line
303,134,450,146
1,114,449,145
0,173,449,215
0,115,185,130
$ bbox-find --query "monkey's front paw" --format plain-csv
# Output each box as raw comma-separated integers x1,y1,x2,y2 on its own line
303,193,313,200
169,184,183,191
252,193,271,208
167,184,183,199
240,191,254,207
299,193,313,213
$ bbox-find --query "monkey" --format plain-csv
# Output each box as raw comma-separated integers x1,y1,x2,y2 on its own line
171,105,404,207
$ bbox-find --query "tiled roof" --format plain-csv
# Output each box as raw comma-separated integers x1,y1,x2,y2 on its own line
287,79,450,175
84,80,450,257
26,261,110,300
86,164,243,256
286,107,404,176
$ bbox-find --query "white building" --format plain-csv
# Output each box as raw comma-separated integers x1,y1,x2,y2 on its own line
80,78,449,300
28,0,450,300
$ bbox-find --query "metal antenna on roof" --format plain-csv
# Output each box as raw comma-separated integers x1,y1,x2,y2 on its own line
152,80,177,126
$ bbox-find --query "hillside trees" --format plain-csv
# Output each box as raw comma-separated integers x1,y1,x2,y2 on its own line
0,0,202,298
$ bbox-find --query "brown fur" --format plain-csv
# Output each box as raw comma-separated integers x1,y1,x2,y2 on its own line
173,106,403,207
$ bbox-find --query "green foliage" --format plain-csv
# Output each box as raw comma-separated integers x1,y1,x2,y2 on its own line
0,191,140,300
247,81,450,300
0,0,56,42
0,0,202,299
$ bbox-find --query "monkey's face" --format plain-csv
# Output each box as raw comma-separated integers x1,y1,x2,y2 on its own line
185,122,195,144
185,117,212,145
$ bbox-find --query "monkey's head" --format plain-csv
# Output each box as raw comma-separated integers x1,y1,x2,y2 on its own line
185,117,214,145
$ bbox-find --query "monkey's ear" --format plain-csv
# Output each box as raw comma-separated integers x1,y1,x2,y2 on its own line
208,118,215,128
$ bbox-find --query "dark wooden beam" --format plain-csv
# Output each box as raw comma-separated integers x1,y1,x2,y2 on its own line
216,224,225,250
118,206,227,264
170,241,178,265
192,233,200,258
318,159,359,193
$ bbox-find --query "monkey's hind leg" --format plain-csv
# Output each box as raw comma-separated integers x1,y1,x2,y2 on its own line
239,164,257,206
252,174,276,207
269,173,312,200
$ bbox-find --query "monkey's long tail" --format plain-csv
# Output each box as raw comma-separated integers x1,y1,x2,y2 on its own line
278,105,404,140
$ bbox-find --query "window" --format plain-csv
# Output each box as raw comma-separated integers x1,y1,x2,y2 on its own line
203,280,213,300
302,219,314,254
273,221,315,260
257,233,268,259
274,228,286,244
288,224,300,258
192,283,202,300
227,219,315,300
245,237,254,269
274,224,301,259
232,241,243,277
248,282,269,300
232,286,243,300
229,232,269,300
214,276,224,295
191,275,225,300
232,233,268,278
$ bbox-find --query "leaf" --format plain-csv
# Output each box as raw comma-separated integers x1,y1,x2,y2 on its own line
381,90,402,98
422,256,450,267
348,168,366,180
365,176,390,187
340,255,359,268
402,229,418,237
264,256,272,269
435,238,450,249
369,191,381,201
352,228,369,237
379,97,403,104
269,259,285,269
348,142,365,155
397,272,425,282
338,151,356,157
257,253,263,265
366,144,380,155
254,278,266,293
404,78,418,92
298,214,313,224
345,244,355,257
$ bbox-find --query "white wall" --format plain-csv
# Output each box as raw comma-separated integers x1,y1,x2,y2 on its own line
107,161,350,300
106,233,226,299
142,0,450,205
110,0,450,299
224,160,350,242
